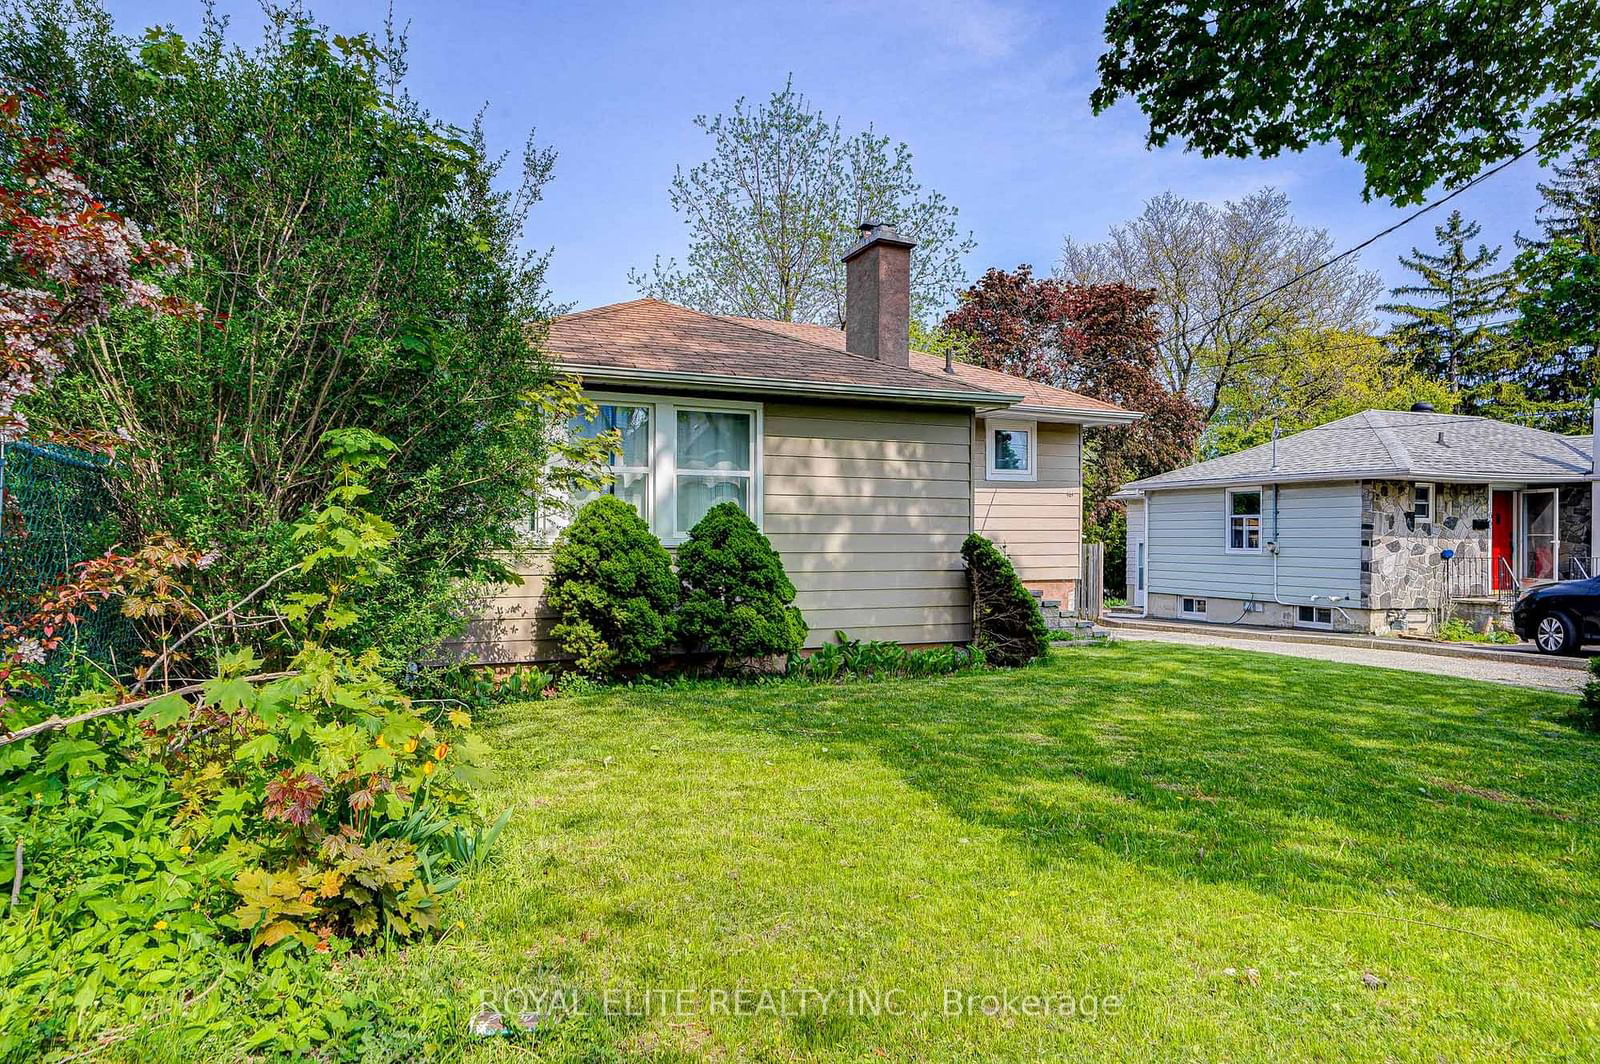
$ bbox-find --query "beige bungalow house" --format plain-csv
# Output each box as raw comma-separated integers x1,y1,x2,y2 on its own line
458,224,1138,663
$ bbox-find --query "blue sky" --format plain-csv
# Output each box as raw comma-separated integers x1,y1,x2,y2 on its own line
107,0,1549,318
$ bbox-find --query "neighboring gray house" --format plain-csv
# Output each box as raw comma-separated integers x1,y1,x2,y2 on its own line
1114,407,1599,634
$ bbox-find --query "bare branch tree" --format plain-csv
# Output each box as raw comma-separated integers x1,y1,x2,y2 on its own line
1060,189,1381,420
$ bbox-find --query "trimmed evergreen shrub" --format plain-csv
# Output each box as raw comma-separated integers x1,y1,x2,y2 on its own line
962,532,1049,667
546,496,678,676
676,501,808,666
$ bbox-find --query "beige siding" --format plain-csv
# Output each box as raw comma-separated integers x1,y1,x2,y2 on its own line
973,418,1083,584
452,557,562,664
458,397,977,662
765,401,974,648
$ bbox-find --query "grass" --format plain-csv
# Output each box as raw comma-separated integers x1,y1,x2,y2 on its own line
353,643,1600,1061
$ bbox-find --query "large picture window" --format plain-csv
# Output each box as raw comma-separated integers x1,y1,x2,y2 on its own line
1225,488,1263,552
538,394,762,544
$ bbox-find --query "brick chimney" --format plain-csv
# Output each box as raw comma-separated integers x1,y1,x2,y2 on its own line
843,221,915,368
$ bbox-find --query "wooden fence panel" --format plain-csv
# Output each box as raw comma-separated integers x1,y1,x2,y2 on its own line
1079,542,1104,620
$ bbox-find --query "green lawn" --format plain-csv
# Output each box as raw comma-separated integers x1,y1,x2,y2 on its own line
357,643,1600,1061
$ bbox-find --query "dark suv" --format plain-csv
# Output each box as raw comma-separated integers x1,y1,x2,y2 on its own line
1511,577,1600,654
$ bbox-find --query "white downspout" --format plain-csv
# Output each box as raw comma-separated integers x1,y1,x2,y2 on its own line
1268,483,1354,624
1138,494,1149,618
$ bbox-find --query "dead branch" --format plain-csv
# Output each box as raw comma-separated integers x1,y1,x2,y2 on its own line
0,671,296,748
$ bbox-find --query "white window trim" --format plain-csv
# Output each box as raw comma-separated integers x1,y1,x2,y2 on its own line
1179,596,1207,618
1224,486,1265,554
985,418,1038,482
585,390,764,546
1413,481,1435,525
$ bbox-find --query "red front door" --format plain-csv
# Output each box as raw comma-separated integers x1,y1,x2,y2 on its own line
1491,490,1515,589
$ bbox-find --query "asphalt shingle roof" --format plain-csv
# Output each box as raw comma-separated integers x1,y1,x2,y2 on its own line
543,300,1134,418
546,299,1021,404
728,316,1129,416
1122,410,1594,492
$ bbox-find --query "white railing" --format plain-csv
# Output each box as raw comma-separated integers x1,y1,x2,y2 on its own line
1559,555,1600,581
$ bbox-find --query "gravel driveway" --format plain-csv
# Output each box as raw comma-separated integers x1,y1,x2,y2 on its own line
1111,627,1587,694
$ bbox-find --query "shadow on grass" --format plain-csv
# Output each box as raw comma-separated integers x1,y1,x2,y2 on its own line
653,643,1600,920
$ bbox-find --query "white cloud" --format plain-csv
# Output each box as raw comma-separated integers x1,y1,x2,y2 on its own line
843,0,1034,62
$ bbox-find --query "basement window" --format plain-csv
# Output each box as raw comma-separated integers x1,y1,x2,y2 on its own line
1180,597,1207,618
1297,605,1334,628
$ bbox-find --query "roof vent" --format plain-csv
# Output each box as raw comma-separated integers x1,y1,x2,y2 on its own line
1410,401,1435,413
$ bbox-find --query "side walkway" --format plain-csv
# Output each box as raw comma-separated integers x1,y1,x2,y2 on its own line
1102,620,1588,694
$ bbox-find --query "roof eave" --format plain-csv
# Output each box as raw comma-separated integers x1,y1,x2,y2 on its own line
556,362,1023,408
1007,403,1142,426
1126,469,1593,492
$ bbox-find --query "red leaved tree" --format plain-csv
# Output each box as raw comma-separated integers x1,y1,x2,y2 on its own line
942,264,1203,523
0,90,203,443
0,91,206,709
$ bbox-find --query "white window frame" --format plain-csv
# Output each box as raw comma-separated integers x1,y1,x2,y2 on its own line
1412,481,1435,525
585,391,763,546
1224,487,1265,554
1297,604,1334,629
529,399,655,544
1180,596,1207,618
985,418,1038,482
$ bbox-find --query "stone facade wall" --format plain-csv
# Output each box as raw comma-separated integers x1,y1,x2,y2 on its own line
1362,480,1491,612
1558,485,1593,578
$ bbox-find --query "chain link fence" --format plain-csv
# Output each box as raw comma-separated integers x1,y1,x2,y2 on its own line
0,440,133,678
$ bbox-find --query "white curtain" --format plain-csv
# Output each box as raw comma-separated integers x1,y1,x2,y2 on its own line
676,410,751,531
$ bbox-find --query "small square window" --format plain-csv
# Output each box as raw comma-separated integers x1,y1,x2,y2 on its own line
985,420,1037,481
1181,597,1208,617
1413,482,1434,523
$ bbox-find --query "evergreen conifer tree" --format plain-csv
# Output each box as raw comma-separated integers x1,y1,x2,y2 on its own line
1379,210,1518,407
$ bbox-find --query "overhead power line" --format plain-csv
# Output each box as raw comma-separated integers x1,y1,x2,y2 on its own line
1172,128,1573,349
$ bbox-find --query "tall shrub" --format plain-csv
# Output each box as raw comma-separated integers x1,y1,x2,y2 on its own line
962,533,1049,666
546,496,678,676
0,2,566,669
676,501,807,667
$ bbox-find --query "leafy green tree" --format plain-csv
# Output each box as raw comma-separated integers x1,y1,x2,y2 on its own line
630,77,974,327
1091,0,1600,204
545,496,678,677
1206,330,1456,457
1379,211,1518,399
1509,238,1600,429
1,1,570,669
1495,155,1600,430
675,501,806,667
